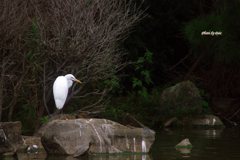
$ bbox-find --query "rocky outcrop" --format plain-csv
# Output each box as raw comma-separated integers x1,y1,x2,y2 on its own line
175,138,192,155
175,138,192,148
37,118,155,157
0,123,47,159
164,114,224,127
190,114,224,126
160,80,204,118
0,121,23,154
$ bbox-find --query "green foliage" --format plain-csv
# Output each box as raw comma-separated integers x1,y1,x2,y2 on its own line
14,104,37,135
103,88,162,129
104,49,153,97
199,89,211,114
104,75,121,94
201,100,210,114
103,106,125,121
132,77,142,88
131,50,153,98
40,116,49,125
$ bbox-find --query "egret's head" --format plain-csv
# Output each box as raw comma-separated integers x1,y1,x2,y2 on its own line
65,74,82,87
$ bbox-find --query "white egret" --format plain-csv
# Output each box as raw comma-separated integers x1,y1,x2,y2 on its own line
53,74,82,110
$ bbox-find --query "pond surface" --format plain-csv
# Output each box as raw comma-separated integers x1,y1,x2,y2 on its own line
151,128,240,160
17,128,240,160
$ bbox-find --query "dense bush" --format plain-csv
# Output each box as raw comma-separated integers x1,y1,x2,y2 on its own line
103,89,162,128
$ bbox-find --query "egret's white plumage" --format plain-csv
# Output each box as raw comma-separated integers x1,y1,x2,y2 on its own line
53,74,82,110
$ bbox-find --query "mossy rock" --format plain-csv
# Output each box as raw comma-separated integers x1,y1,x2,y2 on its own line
175,138,193,149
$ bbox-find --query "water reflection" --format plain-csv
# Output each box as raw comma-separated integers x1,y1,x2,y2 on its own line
162,127,224,140
176,147,192,155
45,155,81,160
17,151,47,160
193,128,223,139
151,128,240,160
204,129,218,138
46,154,151,160
175,138,192,158
88,154,151,160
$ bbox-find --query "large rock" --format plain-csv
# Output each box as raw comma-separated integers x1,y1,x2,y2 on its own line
190,114,224,126
160,81,204,117
37,118,155,157
175,138,192,148
0,121,23,154
164,114,224,127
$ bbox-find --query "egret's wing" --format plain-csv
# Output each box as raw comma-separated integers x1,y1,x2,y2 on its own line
53,76,68,109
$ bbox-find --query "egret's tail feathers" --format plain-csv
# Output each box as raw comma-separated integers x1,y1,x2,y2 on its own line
54,99,64,110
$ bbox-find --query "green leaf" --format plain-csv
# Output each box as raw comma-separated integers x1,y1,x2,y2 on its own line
132,77,142,88
144,49,153,63
138,87,149,99
40,116,49,124
141,70,152,84
137,57,144,64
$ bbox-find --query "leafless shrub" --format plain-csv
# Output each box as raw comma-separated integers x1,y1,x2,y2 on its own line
0,0,144,122
0,0,30,120
32,0,144,112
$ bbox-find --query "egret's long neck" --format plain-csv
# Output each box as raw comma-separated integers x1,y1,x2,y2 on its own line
67,80,73,88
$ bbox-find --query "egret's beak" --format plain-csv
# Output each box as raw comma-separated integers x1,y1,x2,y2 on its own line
74,79,82,84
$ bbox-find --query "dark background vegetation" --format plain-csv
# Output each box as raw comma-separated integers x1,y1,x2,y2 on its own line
106,0,240,129
1,0,240,134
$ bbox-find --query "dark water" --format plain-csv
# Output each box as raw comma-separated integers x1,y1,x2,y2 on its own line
15,128,240,160
151,128,240,160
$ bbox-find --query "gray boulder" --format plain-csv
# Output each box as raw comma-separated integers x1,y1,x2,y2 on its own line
164,114,224,127
175,138,192,148
175,138,193,156
160,80,204,118
37,118,155,157
190,114,224,126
